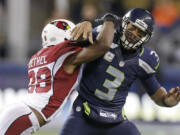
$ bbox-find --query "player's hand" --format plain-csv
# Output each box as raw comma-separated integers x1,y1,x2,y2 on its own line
164,86,180,107
71,21,93,44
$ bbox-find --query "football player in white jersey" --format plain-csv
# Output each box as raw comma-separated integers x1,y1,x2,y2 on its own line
0,13,118,135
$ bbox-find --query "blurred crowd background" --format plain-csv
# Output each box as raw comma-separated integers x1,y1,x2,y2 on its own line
0,0,180,134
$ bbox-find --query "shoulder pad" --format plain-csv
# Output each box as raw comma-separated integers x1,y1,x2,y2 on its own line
138,47,160,74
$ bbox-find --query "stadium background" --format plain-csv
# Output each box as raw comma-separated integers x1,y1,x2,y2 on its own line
0,0,180,134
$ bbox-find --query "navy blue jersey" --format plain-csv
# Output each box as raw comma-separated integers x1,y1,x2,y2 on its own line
75,25,161,124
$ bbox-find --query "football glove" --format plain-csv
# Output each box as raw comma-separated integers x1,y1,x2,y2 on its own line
95,13,121,25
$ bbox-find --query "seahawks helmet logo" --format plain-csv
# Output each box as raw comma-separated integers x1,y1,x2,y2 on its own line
135,19,148,31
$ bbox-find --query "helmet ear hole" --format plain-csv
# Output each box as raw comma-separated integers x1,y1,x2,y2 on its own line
44,36,47,41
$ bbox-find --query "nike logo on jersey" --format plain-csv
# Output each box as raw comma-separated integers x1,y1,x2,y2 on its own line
29,56,47,68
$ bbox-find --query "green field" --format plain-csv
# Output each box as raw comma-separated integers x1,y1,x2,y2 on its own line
34,131,58,135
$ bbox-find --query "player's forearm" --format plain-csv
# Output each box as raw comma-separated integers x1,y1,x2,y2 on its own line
95,21,115,53
151,87,168,107
79,21,115,62
151,87,179,107
70,21,115,65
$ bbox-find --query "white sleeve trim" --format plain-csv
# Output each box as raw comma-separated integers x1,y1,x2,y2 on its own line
53,51,75,76
138,58,155,74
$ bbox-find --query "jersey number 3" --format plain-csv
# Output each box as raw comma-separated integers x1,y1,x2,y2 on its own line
95,65,124,101
28,67,51,93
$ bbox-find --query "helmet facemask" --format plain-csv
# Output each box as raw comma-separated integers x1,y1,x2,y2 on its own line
120,17,151,51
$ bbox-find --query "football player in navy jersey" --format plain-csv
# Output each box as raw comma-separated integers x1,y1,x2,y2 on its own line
0,15,116,135
60,8,180,135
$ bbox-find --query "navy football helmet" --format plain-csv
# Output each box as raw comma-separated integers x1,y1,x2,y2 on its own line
120,8,154,50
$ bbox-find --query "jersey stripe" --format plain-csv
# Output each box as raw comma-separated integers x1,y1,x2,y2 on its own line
5,113,32,135
138,58,155,74
53,51,75,76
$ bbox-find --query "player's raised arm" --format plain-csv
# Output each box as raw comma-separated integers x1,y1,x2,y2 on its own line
141,70,180,107
138,47,180,107
140,64,180,107
151,86,180,107
68,13,120,65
